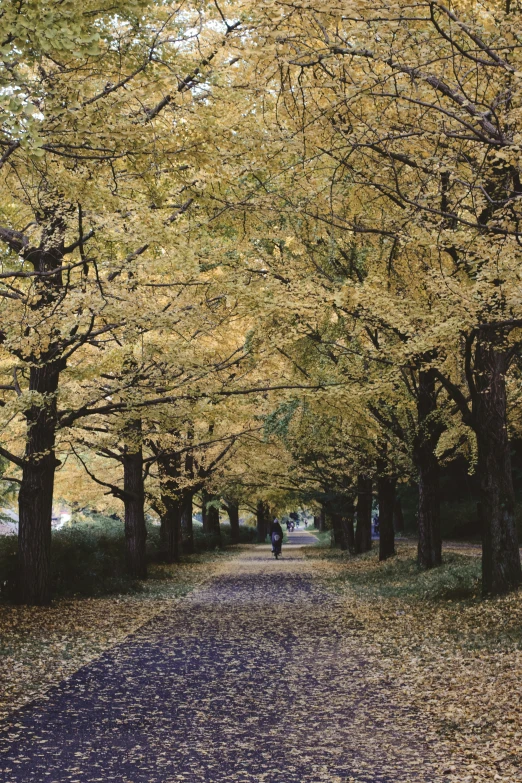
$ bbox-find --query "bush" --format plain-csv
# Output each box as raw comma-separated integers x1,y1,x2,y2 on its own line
0,514,256,601
191,521,256,552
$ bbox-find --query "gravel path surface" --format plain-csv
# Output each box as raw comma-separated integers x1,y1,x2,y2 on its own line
0,533,438,782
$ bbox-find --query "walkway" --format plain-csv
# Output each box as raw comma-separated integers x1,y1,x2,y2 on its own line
0,536,437,782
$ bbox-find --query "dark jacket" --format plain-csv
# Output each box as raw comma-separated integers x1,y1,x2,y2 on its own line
270,520,284,543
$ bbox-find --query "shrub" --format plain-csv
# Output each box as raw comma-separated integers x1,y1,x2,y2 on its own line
0,514,256,601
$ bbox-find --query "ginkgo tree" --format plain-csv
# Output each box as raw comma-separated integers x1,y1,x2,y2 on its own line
216,0,522,594
0,0,244,604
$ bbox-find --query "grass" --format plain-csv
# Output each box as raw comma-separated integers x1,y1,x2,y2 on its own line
333,548,480,601
305,541,481,601
305,528,331,546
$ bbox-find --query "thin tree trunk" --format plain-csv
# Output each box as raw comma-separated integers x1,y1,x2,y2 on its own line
181,489,194,554
205,494,221,545
377,466,396,561
18,362,62,605
473,339,521,594
227,501,240,544
319,506,327,532
313,515,320,530
415,368,442,569
417,452,441,569
182,448,194,553
355,475,372,554
393,498,405,534
159,454,182,564
256,500,267,543
341,500,355,553
201,489,211,534
123,423,147,579
331,513,345,549
160,495,182,563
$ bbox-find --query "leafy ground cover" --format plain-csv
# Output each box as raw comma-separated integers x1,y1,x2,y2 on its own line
0,515,254,721
304,542,522,783
0,542,441,783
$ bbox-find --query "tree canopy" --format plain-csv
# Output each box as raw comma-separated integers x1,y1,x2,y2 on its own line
1,0,521,602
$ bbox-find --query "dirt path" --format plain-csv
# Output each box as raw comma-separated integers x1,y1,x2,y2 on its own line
0,539,441,782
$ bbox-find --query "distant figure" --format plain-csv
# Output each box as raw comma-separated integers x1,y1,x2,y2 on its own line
270,517,284,557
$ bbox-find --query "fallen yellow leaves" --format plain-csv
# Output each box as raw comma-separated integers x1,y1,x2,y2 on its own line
305,543,522,783
0,553,233,721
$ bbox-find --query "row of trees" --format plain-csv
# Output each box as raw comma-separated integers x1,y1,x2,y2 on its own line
0,0,521,603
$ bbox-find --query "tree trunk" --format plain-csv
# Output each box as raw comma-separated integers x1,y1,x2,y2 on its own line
393,498,405,534
123,425,147,579
319,506,327,532
203,493,221,545
160,495,182,563
473,339,521,595
201,489,211,534
313,515,320,530
227,501,240,544
415,368,442,569
355,475,372,554
331,513,345,549
181,489,194,554
181,448,194,553
377,466,396,561
416,452,441,569
17,362,62,605
159,454,182,564
256,500,267,543
341,500,355,553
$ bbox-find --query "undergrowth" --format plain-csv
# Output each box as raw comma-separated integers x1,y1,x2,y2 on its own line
0,513,256,601
305,542,481,601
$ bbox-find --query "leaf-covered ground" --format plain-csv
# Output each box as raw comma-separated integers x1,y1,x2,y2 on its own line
1,534,520,782
0,553,232,722
304,541,522,783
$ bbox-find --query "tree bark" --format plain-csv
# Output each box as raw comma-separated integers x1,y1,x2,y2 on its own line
377,466,396,561
158,454,182,564
331,513,345,549
416,451,441,569
17,361,62,605
201,489,211,534
341,500,355,553
203,492,221,545
355,475,372,554
393,498,405,534
319,506,327,532
181,448,194,553
256,500,267,543
123,424,147,579
181,489,194,554
473,339,521,594
414,368,443,569
227,500,240,544
160,494,182,563
313,515,320,530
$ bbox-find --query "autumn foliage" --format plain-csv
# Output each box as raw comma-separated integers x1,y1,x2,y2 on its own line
0,0,521,605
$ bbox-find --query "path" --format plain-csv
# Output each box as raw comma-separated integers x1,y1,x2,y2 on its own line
0,537,438,783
